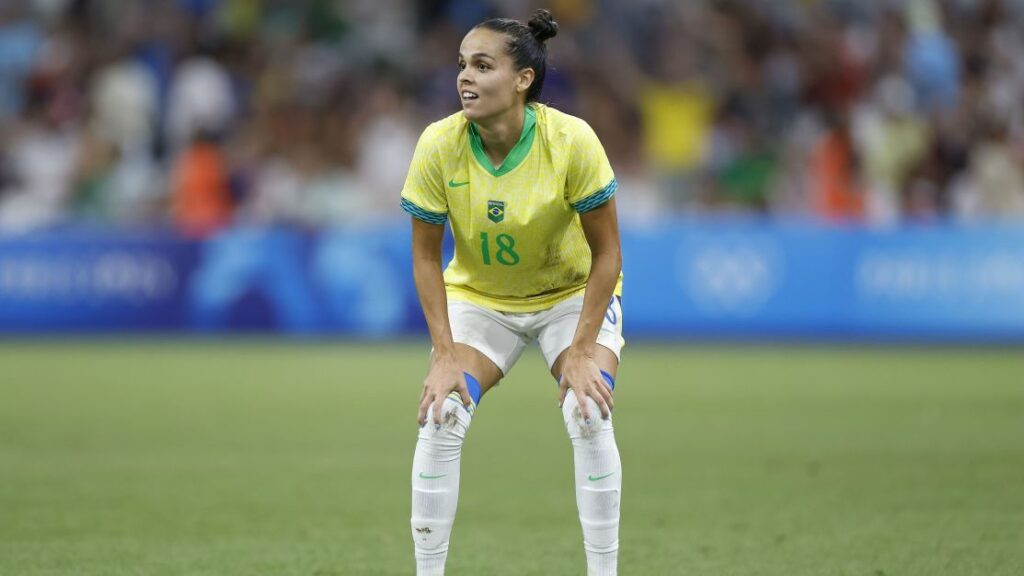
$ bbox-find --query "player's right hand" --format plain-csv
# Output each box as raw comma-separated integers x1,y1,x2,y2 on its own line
418,352,472,429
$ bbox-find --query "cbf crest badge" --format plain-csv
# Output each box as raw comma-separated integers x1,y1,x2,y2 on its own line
487,200,505,223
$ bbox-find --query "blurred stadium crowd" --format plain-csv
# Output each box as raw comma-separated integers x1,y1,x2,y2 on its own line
1,0,1023,236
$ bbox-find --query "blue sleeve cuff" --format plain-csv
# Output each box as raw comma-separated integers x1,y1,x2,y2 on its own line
401,198,448,225
571,178,617,213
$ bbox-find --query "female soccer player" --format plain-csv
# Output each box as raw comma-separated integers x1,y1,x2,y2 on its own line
401,9,623,575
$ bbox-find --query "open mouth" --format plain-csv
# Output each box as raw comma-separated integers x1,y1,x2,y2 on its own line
461,90,479,102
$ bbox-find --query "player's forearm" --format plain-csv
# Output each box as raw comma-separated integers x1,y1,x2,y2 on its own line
570,248,622,355
412,259,457,358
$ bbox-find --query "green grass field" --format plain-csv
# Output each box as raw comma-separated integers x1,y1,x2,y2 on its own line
2,341,1023,575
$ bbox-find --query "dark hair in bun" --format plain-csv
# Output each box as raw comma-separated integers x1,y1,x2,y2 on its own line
476,9,559,103
528,9,559,43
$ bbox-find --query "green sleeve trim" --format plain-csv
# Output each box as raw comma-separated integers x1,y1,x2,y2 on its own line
572,178,617,213
401,198,447,225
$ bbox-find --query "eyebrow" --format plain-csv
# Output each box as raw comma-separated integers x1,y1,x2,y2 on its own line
458,52,495,61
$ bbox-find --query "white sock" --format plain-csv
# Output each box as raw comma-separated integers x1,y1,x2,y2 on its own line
562,390,621,576
411,395,473,576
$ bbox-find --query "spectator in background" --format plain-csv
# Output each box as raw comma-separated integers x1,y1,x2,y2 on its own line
800,9,869,118
170,131,233,237
76,38,166,225
166,39,236,153
355,73,419,214
638,33,714,210
854,75,929,224
71,130,118,221
233,103,308,227
967,120,1024,219
809,109,864,223
0,5,41,122
709,105,777,214
90,44,159,153
904,0,961,113
0,84,81,233
299,103,382,227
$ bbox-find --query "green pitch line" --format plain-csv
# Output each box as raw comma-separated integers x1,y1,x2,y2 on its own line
1,342,1022,576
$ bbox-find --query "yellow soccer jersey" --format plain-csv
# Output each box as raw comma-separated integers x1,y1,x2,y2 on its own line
401,104,622,312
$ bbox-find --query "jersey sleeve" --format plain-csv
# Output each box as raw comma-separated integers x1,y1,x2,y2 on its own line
400,125,448,225
565,119,617,213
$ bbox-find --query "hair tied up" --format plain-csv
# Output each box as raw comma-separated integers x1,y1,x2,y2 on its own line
528,9,558,43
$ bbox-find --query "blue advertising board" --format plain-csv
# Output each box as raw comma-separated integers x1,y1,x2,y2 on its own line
0,229,199,331
2,221,1024,341
622,221,1024,341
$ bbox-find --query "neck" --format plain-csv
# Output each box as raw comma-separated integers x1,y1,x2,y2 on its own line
473,105,526,167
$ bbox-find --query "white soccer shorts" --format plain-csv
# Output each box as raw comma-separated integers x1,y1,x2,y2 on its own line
447,295,624,377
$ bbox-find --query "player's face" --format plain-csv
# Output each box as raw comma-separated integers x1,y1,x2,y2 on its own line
457,28,532,122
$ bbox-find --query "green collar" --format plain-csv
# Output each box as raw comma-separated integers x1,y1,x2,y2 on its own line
468,106,536,177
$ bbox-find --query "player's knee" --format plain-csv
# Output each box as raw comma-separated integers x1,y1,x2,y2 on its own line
418,395,472,449
561,390,613,441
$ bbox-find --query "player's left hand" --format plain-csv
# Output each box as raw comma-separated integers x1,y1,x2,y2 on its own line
558,347,613,423
418,352,471,428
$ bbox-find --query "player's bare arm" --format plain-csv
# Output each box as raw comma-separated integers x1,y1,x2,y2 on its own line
410,217,472,427
556,197,622,422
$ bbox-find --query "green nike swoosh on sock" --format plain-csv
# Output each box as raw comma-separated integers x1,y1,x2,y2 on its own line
587,471,616,481
419,472,448,480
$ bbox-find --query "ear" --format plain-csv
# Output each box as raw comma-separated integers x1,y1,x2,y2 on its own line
516,68,536,95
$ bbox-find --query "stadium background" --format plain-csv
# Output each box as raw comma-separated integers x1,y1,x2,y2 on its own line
2,1,1023,575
